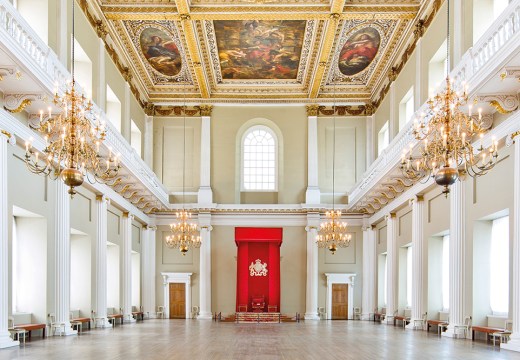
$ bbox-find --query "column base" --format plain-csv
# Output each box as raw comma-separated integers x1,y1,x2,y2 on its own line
501,334,520,352
405,319,421,330
441,326,466,339
361,313,372,321
386,316,395,325
305,188,321,205
304,312,320,320
124,315,136,323
58,325,78,336
197,187,213,205
94,317,113,328
0,334,19,348
197,312,213,320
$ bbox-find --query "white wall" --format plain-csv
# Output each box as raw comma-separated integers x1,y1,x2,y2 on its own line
13,217,47,323
107,243,120,309
71,234,91,317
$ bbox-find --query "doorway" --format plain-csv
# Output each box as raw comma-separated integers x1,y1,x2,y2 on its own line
169,283,186,319
331,284,348,320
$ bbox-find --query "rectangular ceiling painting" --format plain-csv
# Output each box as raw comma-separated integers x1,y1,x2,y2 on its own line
213,20,307,80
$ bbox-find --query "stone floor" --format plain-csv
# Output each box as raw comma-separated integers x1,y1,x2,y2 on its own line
3,319,520,359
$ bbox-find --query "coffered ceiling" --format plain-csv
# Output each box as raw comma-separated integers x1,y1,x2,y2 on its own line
83,0,436,105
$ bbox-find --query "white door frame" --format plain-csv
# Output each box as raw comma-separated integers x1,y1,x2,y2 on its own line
325,273,356,320
162,272,192,319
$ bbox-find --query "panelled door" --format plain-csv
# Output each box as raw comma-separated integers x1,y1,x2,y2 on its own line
169,283,186,319
331,283,348,320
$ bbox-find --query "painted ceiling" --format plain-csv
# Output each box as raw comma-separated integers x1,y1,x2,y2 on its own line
84,0,437,106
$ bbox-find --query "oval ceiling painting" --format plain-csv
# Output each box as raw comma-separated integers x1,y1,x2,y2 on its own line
338,27,381,76
139,27,182,77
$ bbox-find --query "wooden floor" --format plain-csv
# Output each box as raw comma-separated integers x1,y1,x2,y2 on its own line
3,319,519,359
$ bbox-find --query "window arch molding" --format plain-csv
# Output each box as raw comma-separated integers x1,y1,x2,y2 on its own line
235,118,284,197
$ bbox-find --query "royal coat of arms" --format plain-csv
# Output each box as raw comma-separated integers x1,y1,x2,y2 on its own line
249,259,268,276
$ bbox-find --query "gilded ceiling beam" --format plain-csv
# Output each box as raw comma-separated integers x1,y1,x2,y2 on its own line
174,0,210,99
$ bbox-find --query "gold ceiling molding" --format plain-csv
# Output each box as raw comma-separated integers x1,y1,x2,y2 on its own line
152,105,214,117
317,104,374,116
306,104,320,116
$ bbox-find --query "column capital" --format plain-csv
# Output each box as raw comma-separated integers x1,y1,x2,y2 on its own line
0,129,15,145
305,225,318,232
199,225,213,232
306,104,319,116
122,212,134,221
199,104,213,117
95,194,110,204
385,212,396,221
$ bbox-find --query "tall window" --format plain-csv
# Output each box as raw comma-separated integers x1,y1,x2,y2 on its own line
242,126,276,191
473,0,510,44
399,87,414,131
406,246,413,307
383,254,388,306
428,40,447,98
106,85,121,132
490,216,509,314
130,120,142,157
378,121,389,156
73,38,93,100
442,235,450,311
15,0,49,45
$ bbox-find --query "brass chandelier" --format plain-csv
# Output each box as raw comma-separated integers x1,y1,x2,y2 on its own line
165,82,201,255
25,0,120,196
317,82,351,255
400,0,498,196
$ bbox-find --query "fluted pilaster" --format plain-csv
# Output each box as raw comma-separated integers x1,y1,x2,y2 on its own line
386,213,398,324
121,213,135,322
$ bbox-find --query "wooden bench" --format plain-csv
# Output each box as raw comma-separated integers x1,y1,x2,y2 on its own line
394,315,410,328
374,313,385,322
471,326,503,342
71,317,91,331
427,320,448,335
132,312,144,321
108,314,124,326
14,323,46,340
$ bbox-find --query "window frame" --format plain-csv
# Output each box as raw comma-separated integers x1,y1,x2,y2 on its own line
378,121,389,156
240,125,278,192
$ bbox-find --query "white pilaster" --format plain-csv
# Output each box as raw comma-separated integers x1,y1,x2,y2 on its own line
142,226,156,317
305,111,320,204
0,132,18,348
502,139,520,352
386,213,398,324
366,115,375,168
304,213,320,320
361,225,376,320
406,196,426,329
443,181,466,338
92,195,111,327
198,213,212,319
97,39,106,112
54,179,76,335
389,84,396,139
144,115,154,168
121,213,135,322
198,113,213,205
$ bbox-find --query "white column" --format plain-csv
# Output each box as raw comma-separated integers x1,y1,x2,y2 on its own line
502,139,520,352
97,39,106,112
0,132,18,348
121,212,135,322
198,107,213,205
92,195,111,327
54,180,76,335
361,225,376,320
144,115,154,168
305,106,320,204
366,114,375,167
443,180,466,338
198,213,212,319
304,213,320,320
149,226,156,316
406,196,426,329
386,213,398,324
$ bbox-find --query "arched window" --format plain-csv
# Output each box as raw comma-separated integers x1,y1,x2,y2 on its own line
242,126,277,191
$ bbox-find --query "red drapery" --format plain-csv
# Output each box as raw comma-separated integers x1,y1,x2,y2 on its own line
235,227,282,312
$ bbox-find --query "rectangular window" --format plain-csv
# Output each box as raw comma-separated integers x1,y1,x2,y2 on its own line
490,216,509,315
428,40,448,98
473,0,510,44
73,38,93,100
378,121,389,156
16,0,48,44
442,235,450,311
106,85,121,132
406,246,413,308
399,87,414,131
130,120,142,158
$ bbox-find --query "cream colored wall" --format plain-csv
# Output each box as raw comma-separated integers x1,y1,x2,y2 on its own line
211,226,236,315
153,117,201,194
155,226,200,310
318,116,366,199
210,106,307,204
317,226,363,314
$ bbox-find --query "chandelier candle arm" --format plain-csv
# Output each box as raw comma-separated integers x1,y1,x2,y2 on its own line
399,0,498,196
24,0,120,196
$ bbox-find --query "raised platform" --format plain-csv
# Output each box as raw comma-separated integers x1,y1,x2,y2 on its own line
219,312,300,323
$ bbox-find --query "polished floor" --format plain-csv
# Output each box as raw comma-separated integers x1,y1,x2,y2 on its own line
4,319,520,360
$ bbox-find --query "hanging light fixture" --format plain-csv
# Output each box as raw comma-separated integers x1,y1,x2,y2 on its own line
165,82,201,255
316,80,351,255
400,0,498,196
24,0,120,196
